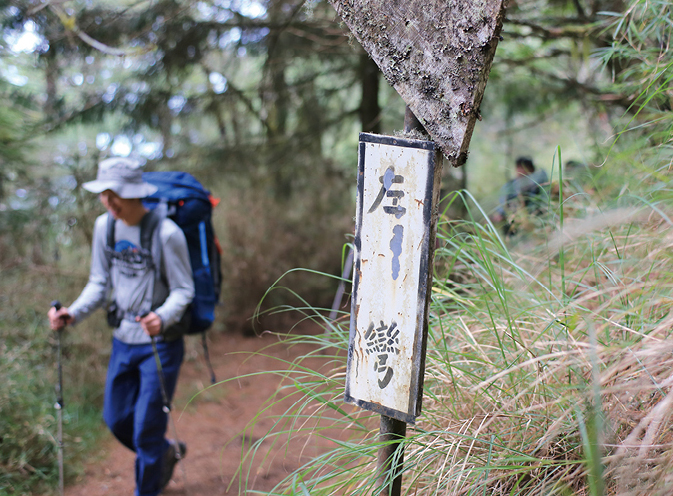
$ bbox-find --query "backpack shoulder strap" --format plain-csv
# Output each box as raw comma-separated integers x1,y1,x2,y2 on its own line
138,208,164,317
106,212,116,250
140,208,162,254
104,213,118,271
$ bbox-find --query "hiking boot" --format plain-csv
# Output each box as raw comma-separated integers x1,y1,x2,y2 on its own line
160,439,186,491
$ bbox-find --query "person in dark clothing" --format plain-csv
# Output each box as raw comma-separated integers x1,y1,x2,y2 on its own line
491,156,549,235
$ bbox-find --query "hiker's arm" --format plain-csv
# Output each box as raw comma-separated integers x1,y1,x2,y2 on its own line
68,215,111,324
154,226,195,331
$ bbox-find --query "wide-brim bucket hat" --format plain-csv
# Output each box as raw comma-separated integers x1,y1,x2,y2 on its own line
82,157,158,199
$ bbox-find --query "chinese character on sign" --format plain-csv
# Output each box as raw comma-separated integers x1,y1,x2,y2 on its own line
368,167,407,280
364,320,401,389
368,167,407,219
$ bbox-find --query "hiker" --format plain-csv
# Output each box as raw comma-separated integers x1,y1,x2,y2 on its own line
490,156,549,235
47,157,194,496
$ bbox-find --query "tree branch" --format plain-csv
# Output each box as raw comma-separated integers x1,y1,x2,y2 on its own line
504,17,605,41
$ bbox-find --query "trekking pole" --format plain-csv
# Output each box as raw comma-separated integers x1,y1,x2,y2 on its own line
150,335,187,484
51,300,65,496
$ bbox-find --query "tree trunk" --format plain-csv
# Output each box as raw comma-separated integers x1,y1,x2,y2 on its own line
44,47,59,120
262,0,290,139
158,98,173,159
359,51,381,134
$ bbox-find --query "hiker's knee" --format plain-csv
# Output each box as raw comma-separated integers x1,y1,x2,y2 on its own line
133,417,166,451
104,411,135,450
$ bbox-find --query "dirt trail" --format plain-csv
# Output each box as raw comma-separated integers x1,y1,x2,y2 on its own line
65,327,340,495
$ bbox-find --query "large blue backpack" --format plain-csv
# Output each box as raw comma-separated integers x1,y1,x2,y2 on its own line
140,171,222,335
143,172,222,383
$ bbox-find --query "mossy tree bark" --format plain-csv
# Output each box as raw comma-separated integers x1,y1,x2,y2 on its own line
327,0,506,167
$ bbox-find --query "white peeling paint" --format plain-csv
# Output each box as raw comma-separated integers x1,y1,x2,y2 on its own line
345,134,440,422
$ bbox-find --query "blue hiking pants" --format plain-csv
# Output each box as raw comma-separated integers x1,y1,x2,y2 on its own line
103,337,184,496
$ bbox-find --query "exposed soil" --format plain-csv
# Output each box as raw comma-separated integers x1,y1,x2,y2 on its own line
65,325,344,495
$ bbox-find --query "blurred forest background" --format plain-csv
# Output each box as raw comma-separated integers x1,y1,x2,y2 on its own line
1,0,641,324
1,0,671,494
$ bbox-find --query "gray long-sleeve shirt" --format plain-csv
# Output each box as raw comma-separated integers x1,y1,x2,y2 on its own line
68,212,195,344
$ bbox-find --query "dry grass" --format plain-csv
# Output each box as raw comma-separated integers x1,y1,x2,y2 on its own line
241,162,673,495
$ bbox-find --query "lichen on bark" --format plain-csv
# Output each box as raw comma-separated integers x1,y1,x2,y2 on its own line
328,0,506,166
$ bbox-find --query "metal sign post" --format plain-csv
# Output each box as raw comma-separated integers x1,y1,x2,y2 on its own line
345,111,443,494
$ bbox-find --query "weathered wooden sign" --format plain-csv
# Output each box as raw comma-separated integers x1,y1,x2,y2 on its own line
345,133,442,424
327,0,506,166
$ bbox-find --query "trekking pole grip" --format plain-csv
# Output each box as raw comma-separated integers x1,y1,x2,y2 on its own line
51,300,72,330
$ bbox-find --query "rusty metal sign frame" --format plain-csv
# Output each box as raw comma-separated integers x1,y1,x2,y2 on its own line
345,132,441,424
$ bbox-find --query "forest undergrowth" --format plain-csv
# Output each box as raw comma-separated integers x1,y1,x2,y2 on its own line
0,268,108,495
238,0,673,492
240,140,673,495
2,0,671,493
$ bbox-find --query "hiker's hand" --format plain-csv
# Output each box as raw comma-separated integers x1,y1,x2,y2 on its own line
49,306,73,330
137,312,162,336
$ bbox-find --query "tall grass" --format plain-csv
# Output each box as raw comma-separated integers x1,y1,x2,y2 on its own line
239,142,673,495
238,1,673,491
